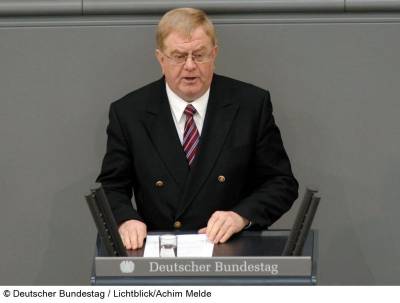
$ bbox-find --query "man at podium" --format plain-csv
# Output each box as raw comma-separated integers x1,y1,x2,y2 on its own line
96,7,298,250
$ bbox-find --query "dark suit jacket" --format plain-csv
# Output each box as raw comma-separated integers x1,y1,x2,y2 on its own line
97,74,298,230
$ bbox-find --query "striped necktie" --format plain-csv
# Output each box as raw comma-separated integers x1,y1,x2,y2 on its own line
183,104,200,166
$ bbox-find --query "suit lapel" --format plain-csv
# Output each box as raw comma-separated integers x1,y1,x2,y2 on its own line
142,78,189,189
177,75,239,216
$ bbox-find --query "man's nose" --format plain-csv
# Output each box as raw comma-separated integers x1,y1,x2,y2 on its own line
183,56,196,70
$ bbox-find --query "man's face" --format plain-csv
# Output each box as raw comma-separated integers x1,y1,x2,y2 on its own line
156,26,218,101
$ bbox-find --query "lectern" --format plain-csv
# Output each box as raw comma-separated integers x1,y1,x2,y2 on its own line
90,230,318,285
87,186,320,285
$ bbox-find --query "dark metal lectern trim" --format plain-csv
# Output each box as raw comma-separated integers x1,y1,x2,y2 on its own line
92,276,314,286
311,230,318,285
91,230,318,285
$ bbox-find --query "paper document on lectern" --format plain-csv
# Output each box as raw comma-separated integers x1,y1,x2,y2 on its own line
143,234,214,257
177,234,214,257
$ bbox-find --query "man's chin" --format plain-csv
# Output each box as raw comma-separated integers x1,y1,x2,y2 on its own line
178,88,203,101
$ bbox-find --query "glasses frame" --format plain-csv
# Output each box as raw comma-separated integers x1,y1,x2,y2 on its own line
159,47,216,65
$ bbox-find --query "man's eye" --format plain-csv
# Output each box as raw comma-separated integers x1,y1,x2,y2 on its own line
193,54,205,60
173,54,186,60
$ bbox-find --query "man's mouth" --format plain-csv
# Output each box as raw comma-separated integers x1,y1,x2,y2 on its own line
183,77,197,81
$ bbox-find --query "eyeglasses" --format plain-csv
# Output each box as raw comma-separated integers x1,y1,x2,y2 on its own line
160,49,215,65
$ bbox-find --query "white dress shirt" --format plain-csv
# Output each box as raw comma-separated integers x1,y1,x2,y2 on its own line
166,83,210,144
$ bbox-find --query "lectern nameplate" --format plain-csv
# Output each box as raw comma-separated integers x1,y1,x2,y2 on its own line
96,256,311,277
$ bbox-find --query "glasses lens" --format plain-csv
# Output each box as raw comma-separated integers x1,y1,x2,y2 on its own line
171,54,186,64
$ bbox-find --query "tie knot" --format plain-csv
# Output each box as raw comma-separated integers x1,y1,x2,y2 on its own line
184,104,196,117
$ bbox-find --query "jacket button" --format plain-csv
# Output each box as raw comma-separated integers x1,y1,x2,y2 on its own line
173,221,182,229
155,180,164,187
217,175,226,183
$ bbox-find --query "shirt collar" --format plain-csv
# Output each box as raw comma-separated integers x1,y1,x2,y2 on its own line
166,82,210,123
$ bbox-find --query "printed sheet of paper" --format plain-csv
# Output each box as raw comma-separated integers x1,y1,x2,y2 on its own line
176,234,214,257
143,234,214,257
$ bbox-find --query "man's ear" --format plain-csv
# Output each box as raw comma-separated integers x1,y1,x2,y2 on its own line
213,45,219,58
212,45,219,71
155,49,165,74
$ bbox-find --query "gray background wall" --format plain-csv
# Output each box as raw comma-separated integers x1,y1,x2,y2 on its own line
0,0,399,285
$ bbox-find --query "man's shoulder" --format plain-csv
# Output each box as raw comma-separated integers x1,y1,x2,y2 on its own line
213,74,270,104
111,77,164,111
